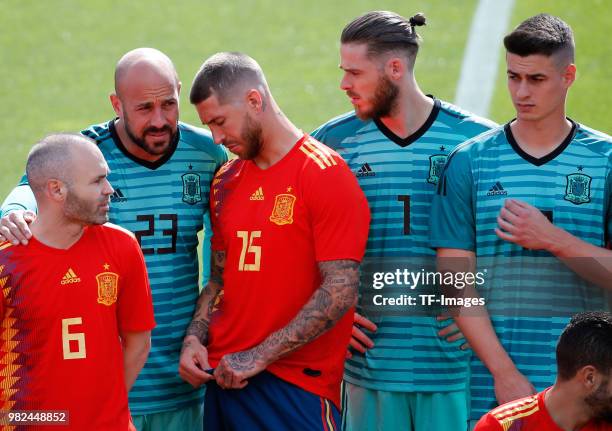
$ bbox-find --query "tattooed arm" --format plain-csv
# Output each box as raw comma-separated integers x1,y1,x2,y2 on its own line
213,259,359,389
178,250,225,388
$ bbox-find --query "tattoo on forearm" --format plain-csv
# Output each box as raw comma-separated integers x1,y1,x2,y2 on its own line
252,259,359,366
184,251,226,346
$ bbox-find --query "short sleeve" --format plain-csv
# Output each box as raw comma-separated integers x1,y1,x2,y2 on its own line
1,183,38,217
117,234,156,333
473,413,503,431
606,171,612,247
302,154,370,262
429,148,476,251
209,184,225,252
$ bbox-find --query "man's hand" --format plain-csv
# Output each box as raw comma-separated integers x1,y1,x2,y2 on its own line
347,312,377,359
214,349,267,389
493,366,536,405
0,210,35,245
437,315,470,350
178,335,214,388
495,199,559,250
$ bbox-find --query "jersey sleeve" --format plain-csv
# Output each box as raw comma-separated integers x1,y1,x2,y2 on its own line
429,147,476,250
473,413,504,431
1,183,37,217
200,211,212,286
606,170,612,248
302,152,370,262
116,234,156,333
209,184,225,252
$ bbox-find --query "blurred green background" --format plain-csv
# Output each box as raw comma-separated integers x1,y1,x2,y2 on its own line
1,0,610,198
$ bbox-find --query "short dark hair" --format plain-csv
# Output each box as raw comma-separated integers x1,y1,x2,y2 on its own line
341,11,426,61
556,311,612,381
190,52,265,105
504,14,574,64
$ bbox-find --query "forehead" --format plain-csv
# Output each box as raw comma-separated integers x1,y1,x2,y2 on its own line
506,52,557,73
195,93,244,123
71,145,108,176
120,64,178,103
340,43,375,67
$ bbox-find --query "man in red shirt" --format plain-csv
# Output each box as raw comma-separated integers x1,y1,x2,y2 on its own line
475,311,612,431
178,52,370,430
0,133,156,430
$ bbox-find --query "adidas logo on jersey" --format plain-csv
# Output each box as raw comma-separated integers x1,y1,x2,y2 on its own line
487,181,508,196
356,163,375,177
61,268,81,285
250,187,265,201
110,188,127,203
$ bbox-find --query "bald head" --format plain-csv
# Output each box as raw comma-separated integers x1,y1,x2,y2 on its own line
26,134,100,196
189,52,269,105
114,48,179,97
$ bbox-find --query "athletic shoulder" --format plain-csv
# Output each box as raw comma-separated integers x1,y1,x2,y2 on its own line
178,122,228,164
298,135,348,173
80,120,113,144
438,99,498,133
311,111,369,149
482,392,541,430
444,125,505,170
96,223,137,242
573,121,612,158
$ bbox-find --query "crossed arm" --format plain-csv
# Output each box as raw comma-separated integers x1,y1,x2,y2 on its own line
178,256,359,389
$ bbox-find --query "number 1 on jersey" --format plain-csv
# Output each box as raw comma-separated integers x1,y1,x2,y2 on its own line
237,231,262,271
397,195,411,235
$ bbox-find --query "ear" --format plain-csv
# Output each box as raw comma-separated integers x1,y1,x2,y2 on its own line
245,89,263,113
563,63,577,88
177,81,182,96
385,56,406,81
110,93,123,117
46,179,67,203
576,365,601,391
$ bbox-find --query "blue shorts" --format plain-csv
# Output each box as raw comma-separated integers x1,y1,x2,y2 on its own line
204,370,340,431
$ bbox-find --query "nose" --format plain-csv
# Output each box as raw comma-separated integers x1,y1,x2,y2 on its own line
340,73,351,91
150,106,166,128
103,179,114,196
211,128,225,146
516,80,530,99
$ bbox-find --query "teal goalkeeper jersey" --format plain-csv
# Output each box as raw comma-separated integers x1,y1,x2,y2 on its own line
312,97,496,392
429,120,612,419
17,120,228,414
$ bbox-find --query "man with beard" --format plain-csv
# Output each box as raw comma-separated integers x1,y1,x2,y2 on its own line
0,49,228,430
311,11,496,431
178,52,370,430
475,311,612,430
0,134,155,430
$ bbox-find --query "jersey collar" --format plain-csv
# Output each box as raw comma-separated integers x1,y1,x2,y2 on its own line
504,119,577,167
373,95,441,148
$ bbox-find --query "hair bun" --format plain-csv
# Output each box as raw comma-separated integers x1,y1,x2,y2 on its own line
409,13,426,27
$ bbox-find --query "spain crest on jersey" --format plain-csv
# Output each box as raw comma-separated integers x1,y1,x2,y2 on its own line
270,193,296,225
96,271,118,306
564,173,591,205
182,172,202,205
427,155,447,185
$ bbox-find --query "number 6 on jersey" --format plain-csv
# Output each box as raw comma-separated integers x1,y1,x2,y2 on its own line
236,230,262,271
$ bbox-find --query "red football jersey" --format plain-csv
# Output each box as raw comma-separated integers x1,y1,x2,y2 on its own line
0,223,155,430
207,135,370,407
475,388,612,430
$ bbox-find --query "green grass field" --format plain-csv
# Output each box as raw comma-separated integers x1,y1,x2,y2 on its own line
1,0,610,199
